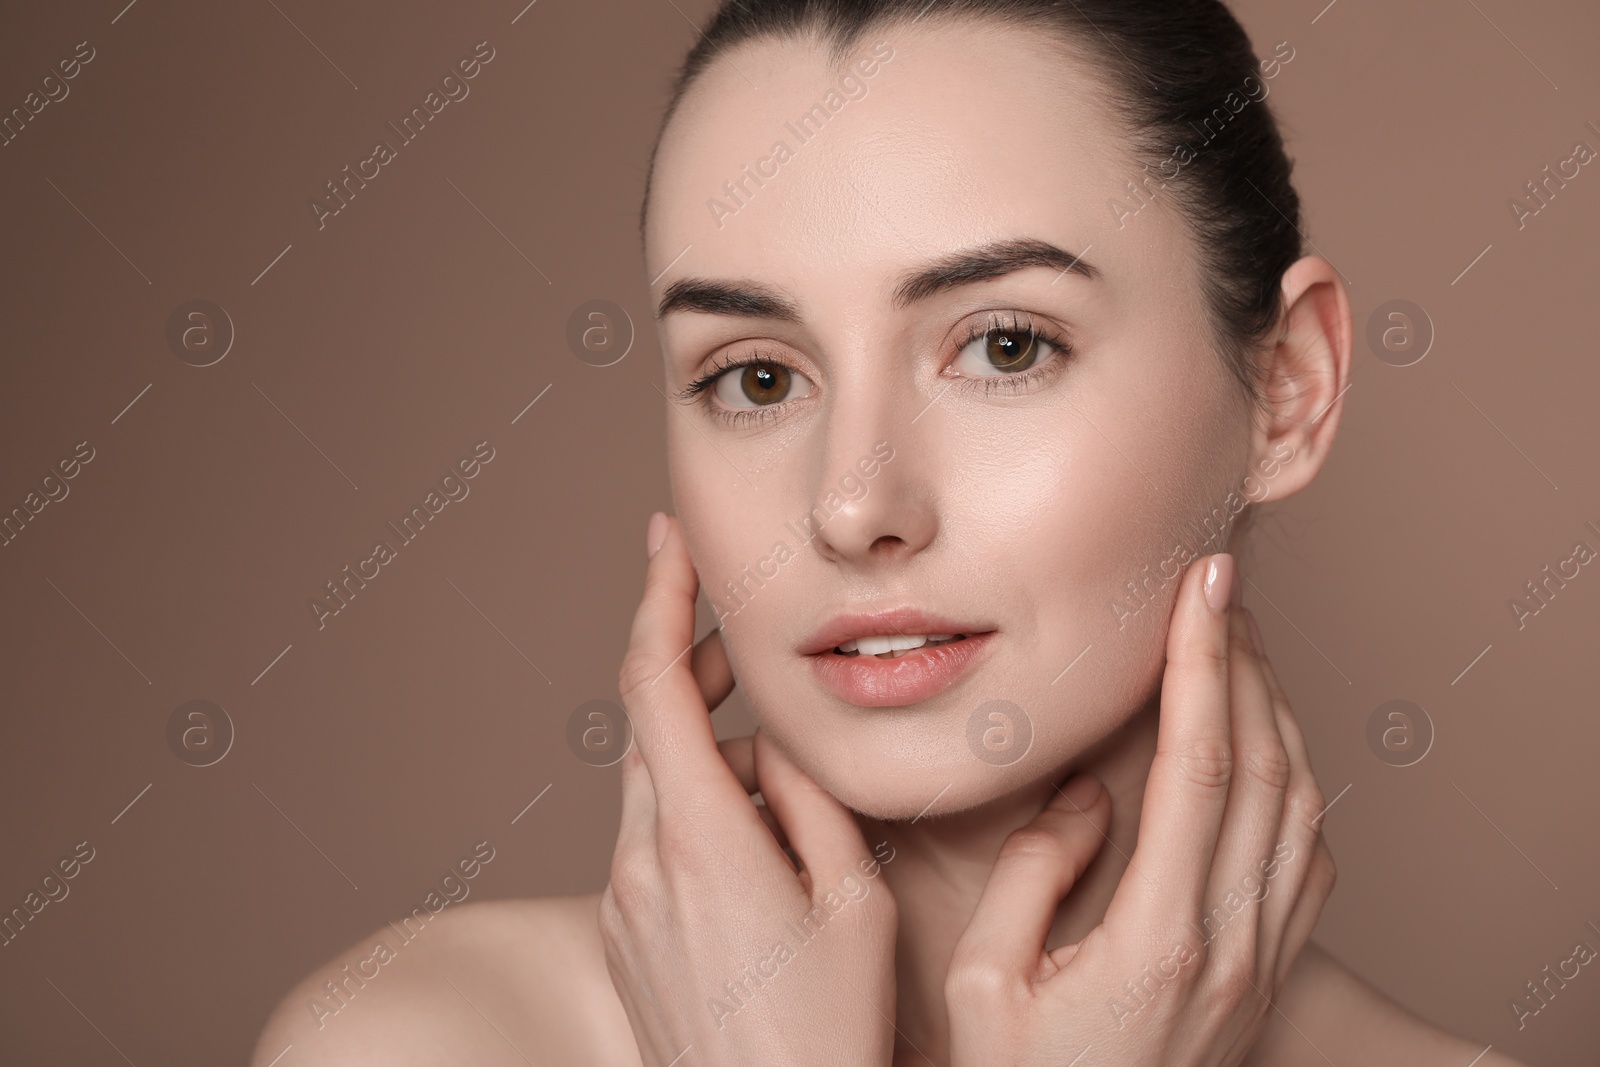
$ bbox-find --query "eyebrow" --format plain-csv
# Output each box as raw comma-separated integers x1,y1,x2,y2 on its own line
654,237,1099,321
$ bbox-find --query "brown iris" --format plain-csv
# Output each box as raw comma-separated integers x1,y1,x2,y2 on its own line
983,328,1039,372
740,362,792,404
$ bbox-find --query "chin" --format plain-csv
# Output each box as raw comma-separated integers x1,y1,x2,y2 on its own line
811,756,1070,823
739,689,1114,824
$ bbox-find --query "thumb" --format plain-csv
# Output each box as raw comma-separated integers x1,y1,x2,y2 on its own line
954,774,1111,982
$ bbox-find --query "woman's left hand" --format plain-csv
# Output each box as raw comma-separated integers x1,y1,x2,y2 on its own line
943,553,1337,1066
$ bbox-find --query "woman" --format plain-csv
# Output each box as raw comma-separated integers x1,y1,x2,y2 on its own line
255,1,1527,1062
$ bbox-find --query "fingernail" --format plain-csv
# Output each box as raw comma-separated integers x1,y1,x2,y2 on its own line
1060,773,1102,808
1245,607,1266,656
1203,553,1235,614
645,512,668,559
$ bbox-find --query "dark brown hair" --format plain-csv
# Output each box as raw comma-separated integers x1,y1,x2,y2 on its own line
641,0,1304,410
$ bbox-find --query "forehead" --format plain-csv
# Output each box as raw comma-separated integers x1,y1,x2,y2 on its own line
644,19,1157,290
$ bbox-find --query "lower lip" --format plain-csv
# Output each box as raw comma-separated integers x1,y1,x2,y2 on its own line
807,633,996,707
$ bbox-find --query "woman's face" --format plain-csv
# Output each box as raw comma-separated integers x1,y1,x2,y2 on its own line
644,20,1275,820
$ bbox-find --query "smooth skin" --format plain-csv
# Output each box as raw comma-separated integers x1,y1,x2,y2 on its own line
250,525,1526,1066
253,16,1529,1067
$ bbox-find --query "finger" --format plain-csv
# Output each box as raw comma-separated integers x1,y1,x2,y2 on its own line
1273,836,1336,991
1251,624,1331,982
1112,553,1235,929
1197,599,1290,980
692,626,736,712
619,514,759,821
718,735,758,794
615,740,658,853
753,801,793,855
752,729,877,891
955,775,1111,982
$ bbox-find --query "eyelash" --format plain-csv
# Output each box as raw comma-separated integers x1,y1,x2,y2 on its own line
675,311,1074,424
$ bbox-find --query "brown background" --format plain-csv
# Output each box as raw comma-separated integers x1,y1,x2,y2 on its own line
1,0,1597,1063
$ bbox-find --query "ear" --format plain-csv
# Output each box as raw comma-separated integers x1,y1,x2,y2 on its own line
1247,255,1352,502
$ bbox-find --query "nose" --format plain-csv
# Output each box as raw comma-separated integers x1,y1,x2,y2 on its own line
804,429,937,569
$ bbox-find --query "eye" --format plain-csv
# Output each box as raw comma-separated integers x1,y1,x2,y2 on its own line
950,322,1058,377
710,361,814,409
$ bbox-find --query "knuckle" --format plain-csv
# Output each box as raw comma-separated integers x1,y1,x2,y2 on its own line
998,825,1069,865
1204,955,1262,1014
945,953,1012,1007
1313,844,1338,894
606,851,657,915
1145,934,1207,995
1286,782,1327,831
652,804,708,860
616,651,665,702
1166,736,1234,791
1241,743,1292,792
596,885,624,940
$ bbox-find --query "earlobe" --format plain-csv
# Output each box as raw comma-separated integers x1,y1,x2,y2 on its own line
1248,255,1352,503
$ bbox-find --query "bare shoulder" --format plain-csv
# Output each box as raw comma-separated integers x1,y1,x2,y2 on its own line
1246,940,1528,1067
250,893,640,1067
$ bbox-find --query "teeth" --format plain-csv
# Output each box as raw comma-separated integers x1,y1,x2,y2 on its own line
834,634,962,656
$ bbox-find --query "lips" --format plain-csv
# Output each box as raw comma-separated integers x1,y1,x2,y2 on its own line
798,608,991,655
800,607,996,707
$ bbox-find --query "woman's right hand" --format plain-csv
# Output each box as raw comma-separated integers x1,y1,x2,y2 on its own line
943,552,1337,1066
598,513,901,1067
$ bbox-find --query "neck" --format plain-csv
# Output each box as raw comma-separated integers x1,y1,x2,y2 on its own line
857,693,1161,1065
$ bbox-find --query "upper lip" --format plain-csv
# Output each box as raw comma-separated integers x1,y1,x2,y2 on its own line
798,607,995,656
